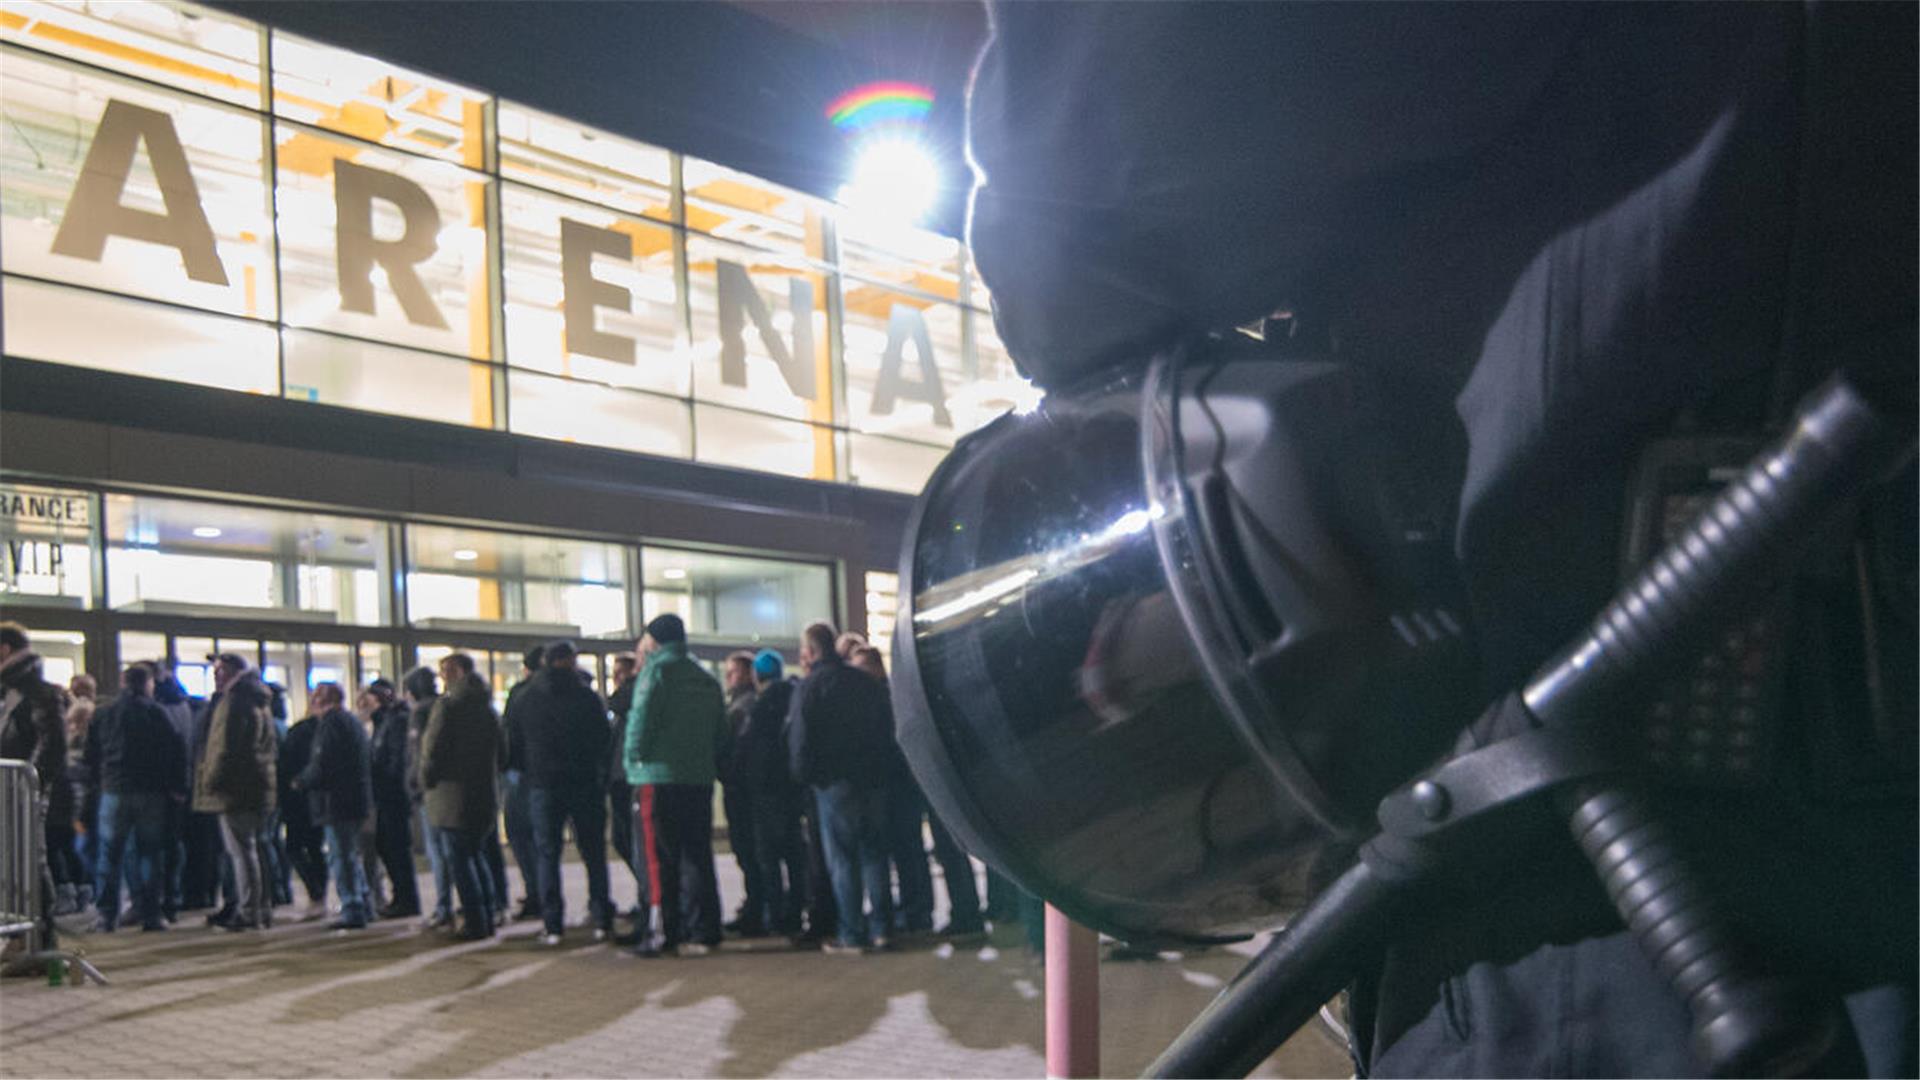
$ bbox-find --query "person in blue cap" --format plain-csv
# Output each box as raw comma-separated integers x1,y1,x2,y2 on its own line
741,648,812,939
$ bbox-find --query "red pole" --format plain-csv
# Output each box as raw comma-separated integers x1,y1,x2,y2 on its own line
1045,903,1100,1078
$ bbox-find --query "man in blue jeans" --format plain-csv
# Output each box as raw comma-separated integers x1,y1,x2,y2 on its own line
501,646,545,922
85,664,188,932
788,623,895,953
420,652,507,940
505,640,613,946
292,682,373,931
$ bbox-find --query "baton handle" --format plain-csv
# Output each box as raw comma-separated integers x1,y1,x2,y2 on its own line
1144,860,1402,1078
1527,379,1896,1076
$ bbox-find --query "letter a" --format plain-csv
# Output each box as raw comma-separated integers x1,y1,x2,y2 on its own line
51,99,229,285
872,303,952,427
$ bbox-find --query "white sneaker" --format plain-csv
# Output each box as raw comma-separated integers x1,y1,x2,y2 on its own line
675,942,711,957
538,932,563,947
299,902,328,923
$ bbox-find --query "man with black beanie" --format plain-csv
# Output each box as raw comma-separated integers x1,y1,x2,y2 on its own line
623,614,728,957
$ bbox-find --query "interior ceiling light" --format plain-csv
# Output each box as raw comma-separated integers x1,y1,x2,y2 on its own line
192,526,222,538
662,567,688,580
452,548,479,562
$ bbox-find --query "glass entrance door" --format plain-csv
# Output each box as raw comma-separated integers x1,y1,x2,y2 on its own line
114,630,396,717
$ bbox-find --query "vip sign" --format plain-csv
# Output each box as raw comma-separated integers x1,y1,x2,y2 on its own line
43,95,955,431
0,484,91,598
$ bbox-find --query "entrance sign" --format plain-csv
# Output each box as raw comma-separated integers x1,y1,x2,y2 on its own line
0,483,94,604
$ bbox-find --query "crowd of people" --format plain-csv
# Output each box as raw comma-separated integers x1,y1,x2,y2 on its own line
0,616,1033,958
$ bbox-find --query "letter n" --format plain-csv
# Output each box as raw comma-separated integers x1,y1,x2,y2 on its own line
716,259,815,400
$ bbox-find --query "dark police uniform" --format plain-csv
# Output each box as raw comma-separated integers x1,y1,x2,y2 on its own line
965,3,1915,1075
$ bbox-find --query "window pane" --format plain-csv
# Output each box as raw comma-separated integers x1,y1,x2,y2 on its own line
497,102,672,220
963,246,990,312
847,433,947,495
104,493,391,625
11,626,86,687
685,233,832,423
838,217,961,304
270,32,487,169
116,629,168,669
359,642,397,687
841,288,966,444
171,635,213,697
274,120,493,359
642,547,832,646
958,314,1043,434
0,481,93,608
3,276,278,392
283,329,494,427
693,404,837,481
864,570,899,669
262,639,310,718
406,524,631,640
306,641,351,717
507,370,691,459
501,183,687,395
1,1,264,109
2,48,276,318
683,156,830,259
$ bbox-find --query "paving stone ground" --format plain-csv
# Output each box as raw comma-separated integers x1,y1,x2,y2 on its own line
1,859,1350,1078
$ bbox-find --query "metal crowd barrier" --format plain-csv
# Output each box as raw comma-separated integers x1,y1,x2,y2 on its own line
1,758,107,985
0,759,42,943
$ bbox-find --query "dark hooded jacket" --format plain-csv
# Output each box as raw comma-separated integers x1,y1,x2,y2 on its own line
192,672,277,816
420,673,505,835
296,705,372,827
84,690,188,797
153,674,196,794
278,716,318,831
744,676,799,800
0,651,72,820
505,666,610,789
369,699,412,813
787,654,894,789
606,674,637,786
405,694,437,805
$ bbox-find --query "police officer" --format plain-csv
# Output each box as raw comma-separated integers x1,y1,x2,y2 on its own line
964,4,1915,1075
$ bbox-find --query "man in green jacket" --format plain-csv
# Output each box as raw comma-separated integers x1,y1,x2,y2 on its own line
623,613,728,958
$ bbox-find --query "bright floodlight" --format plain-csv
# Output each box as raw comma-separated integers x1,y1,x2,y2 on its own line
838,139,940,225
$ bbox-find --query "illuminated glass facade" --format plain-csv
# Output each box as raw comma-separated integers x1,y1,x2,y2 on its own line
0,0,1036,497
4,480,838,703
